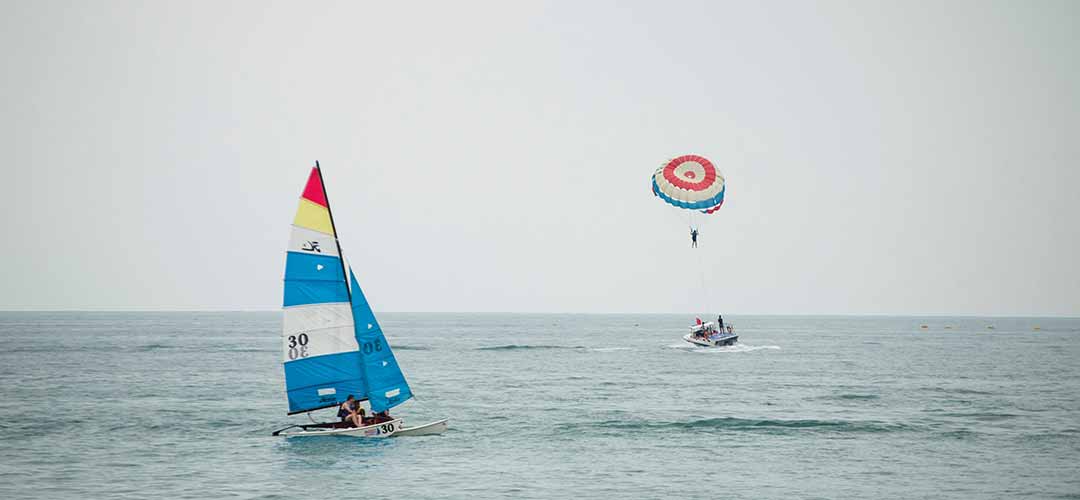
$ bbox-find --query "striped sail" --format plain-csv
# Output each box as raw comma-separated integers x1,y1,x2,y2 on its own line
349,269,413,412
282,166,367,414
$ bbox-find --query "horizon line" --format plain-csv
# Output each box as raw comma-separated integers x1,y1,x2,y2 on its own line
0,308,1076,319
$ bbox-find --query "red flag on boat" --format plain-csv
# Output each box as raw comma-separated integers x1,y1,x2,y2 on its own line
695,317,703,325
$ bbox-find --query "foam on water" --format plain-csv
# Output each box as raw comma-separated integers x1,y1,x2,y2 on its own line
665,342,781,353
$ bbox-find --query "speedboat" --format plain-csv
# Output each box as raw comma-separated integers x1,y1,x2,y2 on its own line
683,321,738,347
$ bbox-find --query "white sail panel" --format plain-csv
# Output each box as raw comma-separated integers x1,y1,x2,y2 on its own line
281,325,359,362
287,225,339,257
283,303,352,333
282,303,357,362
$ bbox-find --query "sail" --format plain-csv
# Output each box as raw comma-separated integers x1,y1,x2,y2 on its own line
349,268,413,412
282,166,368,414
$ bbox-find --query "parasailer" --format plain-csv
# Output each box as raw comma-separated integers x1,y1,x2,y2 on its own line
651,154,725,246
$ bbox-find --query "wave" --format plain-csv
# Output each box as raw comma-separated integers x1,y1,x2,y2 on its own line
939,412,1021,421
572,417,913,434
476,345,585,351
589,347,633,352
132,344,182,351
936,429,981,440
920,387,994,396
832,394,881,401
393,345,431,351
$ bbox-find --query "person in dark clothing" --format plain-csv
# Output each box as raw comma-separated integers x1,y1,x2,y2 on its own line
373,411,393,423
690,227,699,248
338,395,362,427
717,315,725,332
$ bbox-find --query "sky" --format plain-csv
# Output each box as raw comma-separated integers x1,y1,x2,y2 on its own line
1,1,1077,315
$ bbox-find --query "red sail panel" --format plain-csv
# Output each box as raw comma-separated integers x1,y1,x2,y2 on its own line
301,167,328,207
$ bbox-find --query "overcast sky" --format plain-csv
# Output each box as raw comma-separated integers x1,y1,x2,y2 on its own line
1,1,1077,315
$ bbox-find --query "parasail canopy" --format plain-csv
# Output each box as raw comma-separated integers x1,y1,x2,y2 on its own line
651,154,725,214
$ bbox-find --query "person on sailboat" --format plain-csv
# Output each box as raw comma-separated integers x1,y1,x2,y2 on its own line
338,395,362,427
690,227,699,248
373,410,394,424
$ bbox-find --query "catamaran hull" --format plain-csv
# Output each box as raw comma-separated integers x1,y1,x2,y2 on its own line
683,333,739,347
279,418,403,438
396,418,449,436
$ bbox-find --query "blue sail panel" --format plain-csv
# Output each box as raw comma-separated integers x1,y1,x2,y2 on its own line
283,281,349,307
285,252,346,282
350,269,413,412
283,351,368,414
283,252,349,307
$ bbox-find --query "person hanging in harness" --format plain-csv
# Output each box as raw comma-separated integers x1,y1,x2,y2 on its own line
690,227,699,248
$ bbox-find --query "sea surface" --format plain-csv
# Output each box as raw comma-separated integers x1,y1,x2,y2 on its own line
1,313,1078,499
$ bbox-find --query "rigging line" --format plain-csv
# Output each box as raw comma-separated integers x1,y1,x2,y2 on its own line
696,235,712,316
316,161,353,304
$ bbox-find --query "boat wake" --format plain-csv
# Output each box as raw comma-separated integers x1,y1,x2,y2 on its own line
666,343,780,353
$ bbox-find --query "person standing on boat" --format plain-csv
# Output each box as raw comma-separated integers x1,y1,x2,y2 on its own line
690,227,699,248
717,315,725,333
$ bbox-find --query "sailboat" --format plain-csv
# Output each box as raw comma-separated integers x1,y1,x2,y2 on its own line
272,162,448,438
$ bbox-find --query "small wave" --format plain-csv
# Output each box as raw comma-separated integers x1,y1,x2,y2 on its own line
393,345,431,351
937,429,981,440
476,345,584,351
574,417,911,434
834,394,881,401
921,387,994,396
589,347,633,352
940,412,1021,421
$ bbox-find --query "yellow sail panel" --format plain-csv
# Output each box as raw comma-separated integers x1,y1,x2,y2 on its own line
293,198,334,235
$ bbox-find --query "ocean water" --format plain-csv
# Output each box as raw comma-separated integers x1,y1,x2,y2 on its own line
1,313,1078,499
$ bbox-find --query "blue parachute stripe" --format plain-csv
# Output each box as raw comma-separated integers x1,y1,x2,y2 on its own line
284,351,368,413
652,178,725,212
349,270,413,412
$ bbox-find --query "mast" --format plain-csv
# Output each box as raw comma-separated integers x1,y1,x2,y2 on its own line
315,160,353,303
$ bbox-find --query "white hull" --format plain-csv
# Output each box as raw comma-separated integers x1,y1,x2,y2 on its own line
396,418,449,436
278,418,403,438
683,333,739,347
